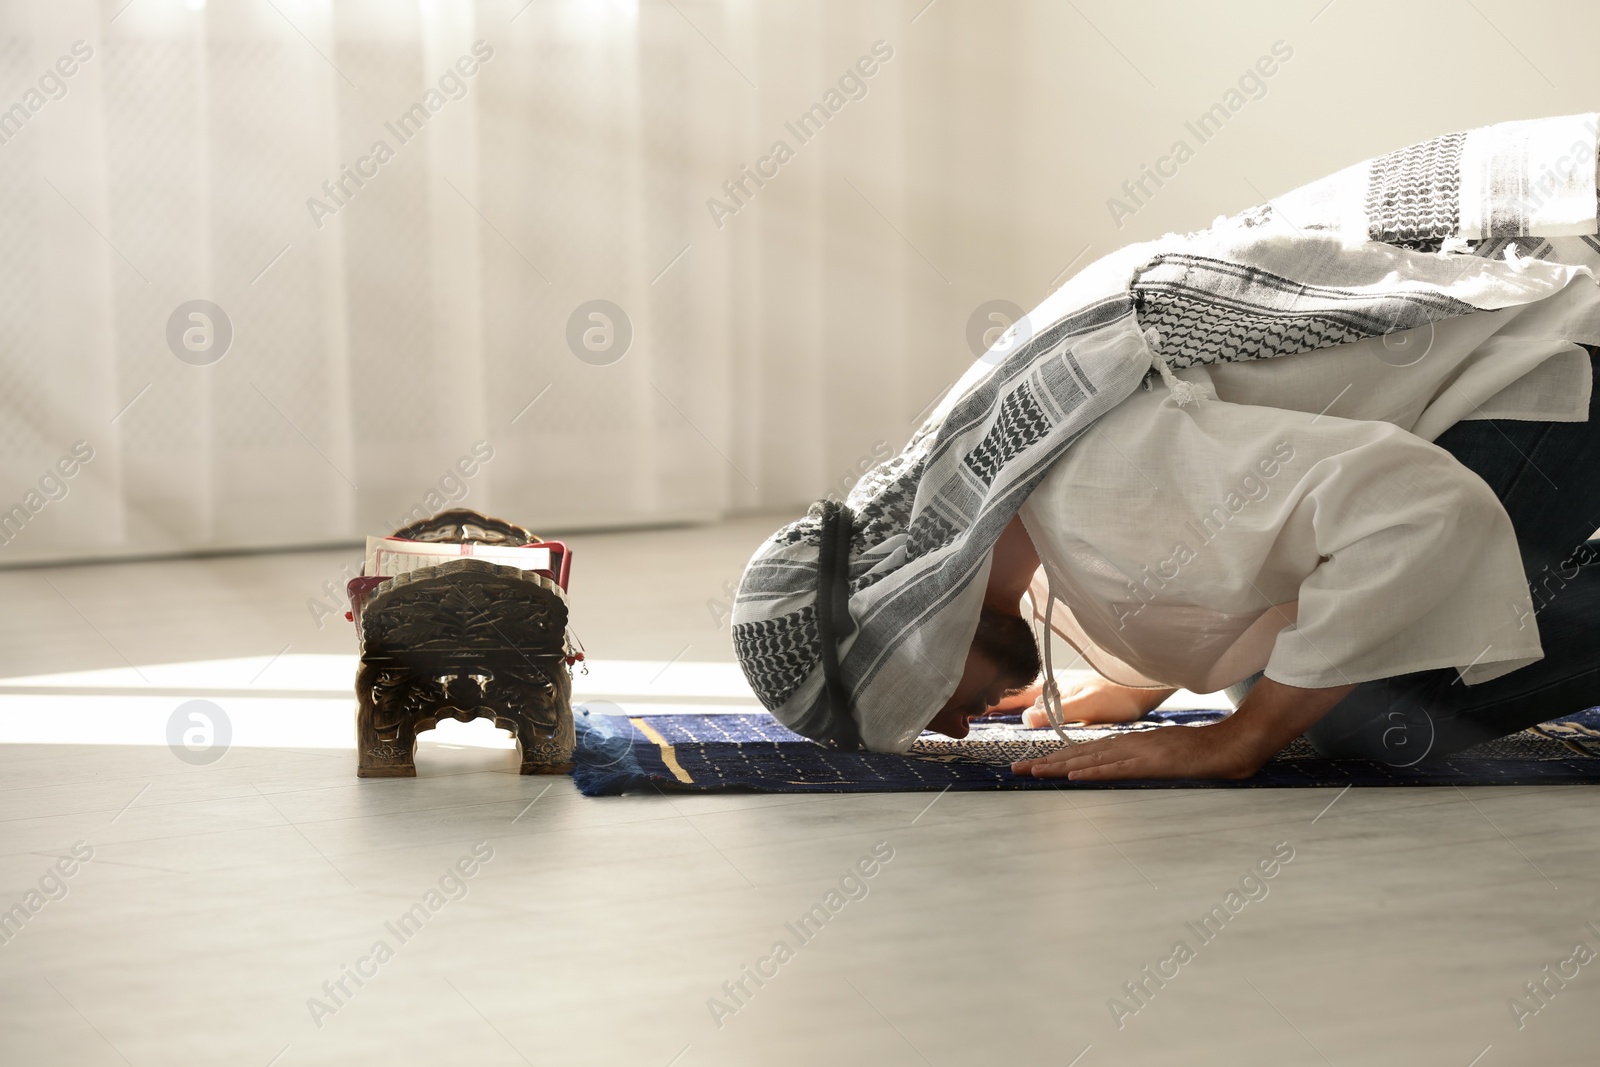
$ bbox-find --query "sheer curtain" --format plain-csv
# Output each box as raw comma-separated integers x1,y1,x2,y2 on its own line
5,0,1559,565
0,0,965,564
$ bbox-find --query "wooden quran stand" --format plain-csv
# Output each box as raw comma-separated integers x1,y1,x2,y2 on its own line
349,509,576,778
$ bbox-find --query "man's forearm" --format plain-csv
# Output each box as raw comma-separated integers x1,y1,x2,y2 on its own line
1219,676,1356,767
1135,686,1180,713
1011,675,1357,780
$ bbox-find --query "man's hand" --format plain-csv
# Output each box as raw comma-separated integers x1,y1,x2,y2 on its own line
1015,675,1176,726
1010,719,1265,780
1010,676,1356,781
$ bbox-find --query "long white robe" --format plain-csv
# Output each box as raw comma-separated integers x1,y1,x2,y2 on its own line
1019,278,1600,694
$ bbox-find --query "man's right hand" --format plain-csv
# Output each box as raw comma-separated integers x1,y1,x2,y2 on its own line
1019,675,1176,727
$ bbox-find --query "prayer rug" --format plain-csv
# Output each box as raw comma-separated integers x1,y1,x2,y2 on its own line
569,706,1600,796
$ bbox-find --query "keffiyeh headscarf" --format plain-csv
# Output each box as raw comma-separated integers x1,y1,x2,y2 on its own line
733,112,1600,753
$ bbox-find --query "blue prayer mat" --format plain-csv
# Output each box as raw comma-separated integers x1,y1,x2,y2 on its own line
569,706,1600,797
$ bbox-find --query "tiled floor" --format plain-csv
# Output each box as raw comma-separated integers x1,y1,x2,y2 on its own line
0,515,1595,1066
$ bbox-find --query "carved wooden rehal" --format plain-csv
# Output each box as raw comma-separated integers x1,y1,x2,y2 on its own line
353,510,575,777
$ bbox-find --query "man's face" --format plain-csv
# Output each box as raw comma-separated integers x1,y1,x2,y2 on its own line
923,608,1041,738
924,647,1011,738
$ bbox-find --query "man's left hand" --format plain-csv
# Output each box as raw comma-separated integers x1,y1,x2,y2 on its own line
1010,676,1357,782
1011,721,1265,781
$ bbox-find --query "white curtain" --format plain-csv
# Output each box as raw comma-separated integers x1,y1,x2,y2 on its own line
5,0,1574,565
0,0,967,564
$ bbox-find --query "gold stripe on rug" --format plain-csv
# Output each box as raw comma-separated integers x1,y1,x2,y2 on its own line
630,718,694,784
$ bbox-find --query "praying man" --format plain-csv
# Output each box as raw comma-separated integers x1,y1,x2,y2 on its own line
731,112,1600,781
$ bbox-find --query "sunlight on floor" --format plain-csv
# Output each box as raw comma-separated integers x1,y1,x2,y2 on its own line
0,654,1222,748
0,655,766,749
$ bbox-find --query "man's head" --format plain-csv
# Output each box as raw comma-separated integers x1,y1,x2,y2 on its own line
923,605,1041,738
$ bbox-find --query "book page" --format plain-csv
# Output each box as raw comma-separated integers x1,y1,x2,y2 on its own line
363,537,552,579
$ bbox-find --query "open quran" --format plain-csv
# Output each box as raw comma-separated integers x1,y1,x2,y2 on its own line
363,535,552,579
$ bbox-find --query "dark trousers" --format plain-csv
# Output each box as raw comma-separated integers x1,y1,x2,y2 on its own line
1302,348,1600,763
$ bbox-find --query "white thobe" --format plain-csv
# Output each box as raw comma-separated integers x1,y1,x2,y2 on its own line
1018,277,1600,694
